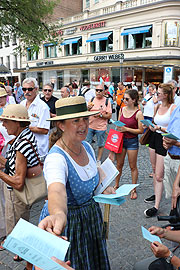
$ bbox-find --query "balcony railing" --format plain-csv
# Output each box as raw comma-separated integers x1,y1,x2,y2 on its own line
62,0,164,25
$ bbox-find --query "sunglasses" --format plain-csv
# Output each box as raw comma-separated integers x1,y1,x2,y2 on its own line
22,87,34,92
157,92,162,96
43,89,52,93
123,97,129,101
96,89,103,92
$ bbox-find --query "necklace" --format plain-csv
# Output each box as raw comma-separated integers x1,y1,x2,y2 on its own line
61,137,82,156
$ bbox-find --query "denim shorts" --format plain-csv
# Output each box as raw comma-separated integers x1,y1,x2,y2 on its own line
86,128,106,147
123,136,139,150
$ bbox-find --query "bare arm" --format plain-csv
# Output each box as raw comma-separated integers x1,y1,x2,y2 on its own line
29,126,49,135
172,165,180,209
39,182,67,236
0,151,27,190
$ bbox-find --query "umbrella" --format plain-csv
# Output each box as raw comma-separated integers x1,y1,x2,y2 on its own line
0,64,10,74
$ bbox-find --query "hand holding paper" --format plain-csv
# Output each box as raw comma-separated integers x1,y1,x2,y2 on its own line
140,120,154,128
162,133,180,141
141,226,162,244
110,119,126,127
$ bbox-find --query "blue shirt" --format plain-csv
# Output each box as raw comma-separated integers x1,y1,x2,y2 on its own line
167,106,180,156
174,94,180,107
109,85,114,104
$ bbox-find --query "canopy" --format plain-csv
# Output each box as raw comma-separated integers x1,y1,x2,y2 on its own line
0,64,10,74
86,32,112,42
61,37,81,45
121,25,152,36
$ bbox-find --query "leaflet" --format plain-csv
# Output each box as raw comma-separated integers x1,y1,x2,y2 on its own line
110,119,126,127
162,133,180,141
3,219,70,270
94,157,119,195
140,119,154,128
93,184,139,205
141,226,162,244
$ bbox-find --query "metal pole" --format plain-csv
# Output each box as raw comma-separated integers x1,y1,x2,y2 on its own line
120,63,122,82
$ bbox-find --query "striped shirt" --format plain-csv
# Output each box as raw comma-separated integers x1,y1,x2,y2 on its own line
6,128,39,177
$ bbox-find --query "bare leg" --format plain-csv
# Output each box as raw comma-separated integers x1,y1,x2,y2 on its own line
115,148,127,188
154,154,164,209
149,148,156,193
97,146,104,161
127,149,138,199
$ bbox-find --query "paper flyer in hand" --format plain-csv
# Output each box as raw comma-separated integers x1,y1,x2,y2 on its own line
141,226,162,244
110,119,126,127
162,133,180,141
3,219,70,270
93,184,139,205
94,157,119,196
140,120,154,128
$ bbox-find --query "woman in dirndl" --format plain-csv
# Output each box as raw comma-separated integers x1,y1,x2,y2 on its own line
38,96,115,270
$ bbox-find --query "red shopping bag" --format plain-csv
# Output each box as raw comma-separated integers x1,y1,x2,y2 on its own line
105,129,124,153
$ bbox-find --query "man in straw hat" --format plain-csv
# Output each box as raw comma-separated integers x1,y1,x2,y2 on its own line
21,77,50,162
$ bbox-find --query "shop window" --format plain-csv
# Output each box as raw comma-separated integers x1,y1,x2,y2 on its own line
44,44,57,58
90,32,113,53
164,22,179,47
4,36,9,47
12,35,17,45
13,55,18,69
86,0,90,8
27,48,38,61
0,57,3,65
6,56,10,70
123,26,152,50
57,71,64,90
64,38,82,56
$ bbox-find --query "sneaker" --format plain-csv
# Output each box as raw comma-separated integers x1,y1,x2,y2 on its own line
144,207,158,218
144,195,155,203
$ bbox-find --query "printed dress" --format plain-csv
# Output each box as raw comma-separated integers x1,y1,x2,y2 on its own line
39,141,111,270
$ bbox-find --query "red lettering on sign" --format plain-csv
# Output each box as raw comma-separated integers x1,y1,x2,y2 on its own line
80,21,105,31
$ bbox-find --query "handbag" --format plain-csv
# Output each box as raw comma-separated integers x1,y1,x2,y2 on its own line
105,129,124,153
139,128,151,145
13,139,47,207
149,258,173,270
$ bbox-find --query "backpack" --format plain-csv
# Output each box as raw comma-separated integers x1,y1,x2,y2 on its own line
91,96,109,107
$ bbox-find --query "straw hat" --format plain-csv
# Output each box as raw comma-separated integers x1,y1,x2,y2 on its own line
48,96,99,121
0,104,31,122
0,88,7,97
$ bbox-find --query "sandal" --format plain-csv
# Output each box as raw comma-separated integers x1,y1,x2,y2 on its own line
0,237,6,251
130,189,137,200
13,255,24,262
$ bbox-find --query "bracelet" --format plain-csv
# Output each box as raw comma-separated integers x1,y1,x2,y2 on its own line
159,126,162,131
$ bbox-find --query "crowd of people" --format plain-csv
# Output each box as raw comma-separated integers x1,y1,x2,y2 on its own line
0,77,180,270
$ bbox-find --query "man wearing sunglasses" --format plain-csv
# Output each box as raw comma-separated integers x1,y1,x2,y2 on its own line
86,84,112,165
41,83,58,118
21,77,50,162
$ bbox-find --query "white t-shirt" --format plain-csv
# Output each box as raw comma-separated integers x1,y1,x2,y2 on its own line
21,95,50,157
44,144,97,187
143,94,157,118
6,96,16,105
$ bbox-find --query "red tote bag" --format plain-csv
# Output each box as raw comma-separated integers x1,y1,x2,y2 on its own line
105,129,124,153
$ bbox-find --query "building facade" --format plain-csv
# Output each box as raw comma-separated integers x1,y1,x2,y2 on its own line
17,0,180,90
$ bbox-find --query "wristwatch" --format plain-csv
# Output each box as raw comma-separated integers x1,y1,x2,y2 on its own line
165,251,174,263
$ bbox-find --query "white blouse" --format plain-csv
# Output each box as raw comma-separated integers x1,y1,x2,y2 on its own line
44,144,97,187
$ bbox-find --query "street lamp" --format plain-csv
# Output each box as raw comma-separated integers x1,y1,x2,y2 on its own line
26,63,29,78
119,53,124,82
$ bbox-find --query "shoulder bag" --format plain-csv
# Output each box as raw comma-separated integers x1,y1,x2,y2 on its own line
139,128,151,145
13,139,47,207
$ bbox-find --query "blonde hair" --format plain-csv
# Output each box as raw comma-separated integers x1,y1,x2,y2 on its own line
158,83,174,104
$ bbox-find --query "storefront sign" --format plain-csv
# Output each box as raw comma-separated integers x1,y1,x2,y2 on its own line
163,66,173,83
94,54,123,62
80,21,105,31
36,61,54,67
64,27,77,35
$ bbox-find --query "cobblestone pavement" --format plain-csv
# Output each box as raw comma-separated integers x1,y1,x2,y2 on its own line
0,127,172,270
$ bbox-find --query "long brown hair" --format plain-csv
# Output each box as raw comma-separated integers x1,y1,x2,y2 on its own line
158,83,174,104
125,89,139,106
49,121,64,149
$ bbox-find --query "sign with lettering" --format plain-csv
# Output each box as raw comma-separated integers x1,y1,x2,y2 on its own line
94,54,124,62
80,21,105,31
36,61,54,67
64,27,77,35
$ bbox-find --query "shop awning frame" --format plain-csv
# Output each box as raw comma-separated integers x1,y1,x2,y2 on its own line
121,25,152,36
86,31,112,42
61,37,82,45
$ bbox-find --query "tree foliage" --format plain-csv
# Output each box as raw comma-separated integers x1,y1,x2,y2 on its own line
0,0,60,54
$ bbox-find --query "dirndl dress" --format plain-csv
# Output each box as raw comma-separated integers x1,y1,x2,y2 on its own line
39,141,111,270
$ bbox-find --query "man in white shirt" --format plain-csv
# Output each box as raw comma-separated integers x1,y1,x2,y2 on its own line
132,81,138,91
21,77,50,161
168,80,180,107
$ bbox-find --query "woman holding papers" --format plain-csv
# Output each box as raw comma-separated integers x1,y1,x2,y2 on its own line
38,97,115,270
144,83,176,217
111,90,144,199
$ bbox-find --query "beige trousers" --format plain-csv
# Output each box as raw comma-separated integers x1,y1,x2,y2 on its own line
4,185,30,235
